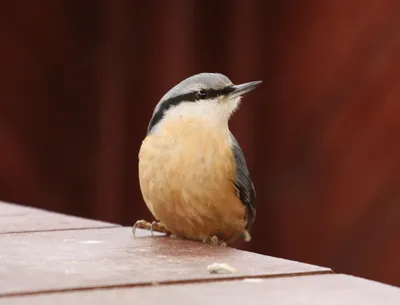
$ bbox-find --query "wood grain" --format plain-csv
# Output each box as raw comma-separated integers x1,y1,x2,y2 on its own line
1,274,399,304
0,227,330,297
0,201,118,234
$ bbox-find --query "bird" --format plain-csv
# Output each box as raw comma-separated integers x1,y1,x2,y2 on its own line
133,73,261,246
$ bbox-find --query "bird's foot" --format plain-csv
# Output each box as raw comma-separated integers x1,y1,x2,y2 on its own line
132,220,171,237
242,229,252,242
203,235,227,247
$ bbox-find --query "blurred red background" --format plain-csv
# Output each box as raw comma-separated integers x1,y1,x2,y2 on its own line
1,0,399,286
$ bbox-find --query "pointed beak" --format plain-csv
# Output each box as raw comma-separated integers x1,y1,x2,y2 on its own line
228,80,262,99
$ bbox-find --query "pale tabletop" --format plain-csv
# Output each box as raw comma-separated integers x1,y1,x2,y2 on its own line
0,200,398,304
0,201,118,234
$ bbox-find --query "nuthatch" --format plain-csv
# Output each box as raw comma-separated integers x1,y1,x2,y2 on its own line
133,73,261,246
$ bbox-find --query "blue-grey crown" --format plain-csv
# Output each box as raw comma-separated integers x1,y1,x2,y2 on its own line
147,73,234,133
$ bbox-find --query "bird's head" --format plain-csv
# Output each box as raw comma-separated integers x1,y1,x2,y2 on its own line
147,73,262,134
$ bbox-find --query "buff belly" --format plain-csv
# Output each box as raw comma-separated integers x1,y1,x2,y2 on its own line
138,124,247,244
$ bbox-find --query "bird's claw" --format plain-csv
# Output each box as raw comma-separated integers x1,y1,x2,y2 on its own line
150,221,159,236
132,219,171,237
203,235,227,247
242,229,252,242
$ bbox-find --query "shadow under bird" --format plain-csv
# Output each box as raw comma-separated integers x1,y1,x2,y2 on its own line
133,73,262,246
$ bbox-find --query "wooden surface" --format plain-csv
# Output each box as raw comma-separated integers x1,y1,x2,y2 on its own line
0,201,398,304
2,274,399,305
1,0,400,287
0,201,118,234
0,227,329,297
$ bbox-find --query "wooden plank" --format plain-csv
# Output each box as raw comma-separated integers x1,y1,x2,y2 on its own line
0,201,31,216
0,227,330,297
1,274,399,304
0,201,118,234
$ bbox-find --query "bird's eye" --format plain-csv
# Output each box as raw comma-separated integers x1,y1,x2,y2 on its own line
197,90,208,99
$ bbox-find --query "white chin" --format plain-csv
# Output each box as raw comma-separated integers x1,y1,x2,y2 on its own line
225,97,241,115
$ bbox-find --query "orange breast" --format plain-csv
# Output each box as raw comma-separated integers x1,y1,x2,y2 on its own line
138,119,247,244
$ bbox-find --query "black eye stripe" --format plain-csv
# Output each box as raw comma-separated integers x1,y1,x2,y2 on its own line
198,87,235,100
197,90,207,99
147,86,235,133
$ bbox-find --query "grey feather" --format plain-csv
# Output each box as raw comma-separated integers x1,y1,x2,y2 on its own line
230,132,256,230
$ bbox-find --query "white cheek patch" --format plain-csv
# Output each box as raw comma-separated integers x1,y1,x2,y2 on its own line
166,99,223,120
152,97,241,134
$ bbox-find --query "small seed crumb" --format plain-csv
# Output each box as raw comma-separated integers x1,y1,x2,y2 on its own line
207,263,237,274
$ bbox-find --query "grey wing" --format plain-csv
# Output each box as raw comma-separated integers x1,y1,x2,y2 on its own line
230,132,256,231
